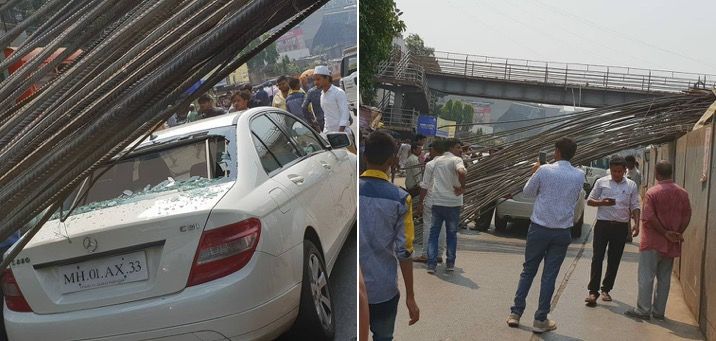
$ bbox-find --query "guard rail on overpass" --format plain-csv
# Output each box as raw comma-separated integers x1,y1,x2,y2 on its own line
421,51,716,93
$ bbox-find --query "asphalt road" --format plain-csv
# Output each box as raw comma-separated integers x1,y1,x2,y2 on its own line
394,204,703,340
278,226,356,340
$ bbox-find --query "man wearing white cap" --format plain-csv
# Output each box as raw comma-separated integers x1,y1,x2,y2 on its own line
314,65,352,140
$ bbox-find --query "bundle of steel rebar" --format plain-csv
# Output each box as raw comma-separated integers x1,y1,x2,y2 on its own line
0,0,328,253
458,90,715,223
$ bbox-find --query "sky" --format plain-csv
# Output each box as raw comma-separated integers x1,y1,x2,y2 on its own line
395,0,716,76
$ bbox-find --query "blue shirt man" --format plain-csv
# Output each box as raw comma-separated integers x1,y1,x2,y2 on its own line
359,131,419,340
508,137,584,333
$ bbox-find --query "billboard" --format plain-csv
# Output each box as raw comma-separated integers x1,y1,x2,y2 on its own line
436,117,456,138
416,115,437,136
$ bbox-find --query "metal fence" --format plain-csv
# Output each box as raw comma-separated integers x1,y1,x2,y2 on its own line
382,107,418,131
425,51,716,93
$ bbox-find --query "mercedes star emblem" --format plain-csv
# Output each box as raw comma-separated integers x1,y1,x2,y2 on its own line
82,237,98,253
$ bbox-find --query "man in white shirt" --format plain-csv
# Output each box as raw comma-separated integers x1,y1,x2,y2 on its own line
397,141,411,171
404,144,422,197
313,66,350,134
507,137,585,333
625,155,642,242
585,155,640,306
423,139,466,274
415,142,446,264
625,155,642,189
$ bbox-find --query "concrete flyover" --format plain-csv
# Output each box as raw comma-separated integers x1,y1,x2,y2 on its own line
417,51,716,108
426,72,666,108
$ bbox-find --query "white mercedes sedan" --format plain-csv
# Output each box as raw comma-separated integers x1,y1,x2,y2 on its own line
3,108,356,340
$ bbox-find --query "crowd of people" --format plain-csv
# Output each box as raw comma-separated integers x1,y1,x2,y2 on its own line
163,65,354,142
359,131,692,339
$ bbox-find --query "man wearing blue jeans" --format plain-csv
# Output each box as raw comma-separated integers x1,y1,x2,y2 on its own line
506,137,585,333
425,139,466,273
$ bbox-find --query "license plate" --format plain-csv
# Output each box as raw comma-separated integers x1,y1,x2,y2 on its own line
57,251,149,294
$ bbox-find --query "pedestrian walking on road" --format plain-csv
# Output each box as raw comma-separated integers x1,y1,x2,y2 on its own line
414,141,446,264
302,83,325,132
625,160,691,321
314,65,350,134
625,155,642,242
285,78,307,119
246,83,269,108
585,155,641,307
271,75,290,110
359,131,420,340
625,155,642,189
397,140,411,173
404,143,423,198
197,94,226,119
424,138,466,274
229,90,251,113
507,137,584,333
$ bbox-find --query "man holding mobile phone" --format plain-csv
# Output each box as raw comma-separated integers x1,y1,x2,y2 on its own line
585,155,641,306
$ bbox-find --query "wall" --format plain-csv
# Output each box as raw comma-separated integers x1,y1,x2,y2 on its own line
659,123,715,340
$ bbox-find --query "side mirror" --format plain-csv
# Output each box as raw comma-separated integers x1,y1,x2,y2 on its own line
326,132,351,149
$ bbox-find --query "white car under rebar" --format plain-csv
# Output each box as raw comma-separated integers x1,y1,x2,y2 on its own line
3,108,356,340
495,189,586,238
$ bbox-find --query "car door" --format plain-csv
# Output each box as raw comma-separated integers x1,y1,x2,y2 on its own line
249,114,325,250
267,112,346,255
268,113,348,262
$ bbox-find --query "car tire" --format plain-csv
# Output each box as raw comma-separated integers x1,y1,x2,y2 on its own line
572,212,584,238
494,214,508,232
294,239,335,340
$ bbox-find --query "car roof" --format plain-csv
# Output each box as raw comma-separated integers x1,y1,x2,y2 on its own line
134,107,273,148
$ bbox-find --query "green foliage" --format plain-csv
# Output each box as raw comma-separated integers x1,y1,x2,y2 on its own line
272,55,301,76
405,33,434,56
246,35,280,73
438,99,474,131
359,0,406,105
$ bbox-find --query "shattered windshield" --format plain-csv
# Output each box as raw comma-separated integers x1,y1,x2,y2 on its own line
59,133,234,217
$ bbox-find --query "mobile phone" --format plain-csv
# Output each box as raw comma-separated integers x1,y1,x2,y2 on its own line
538,152,547,165
604,198,616,203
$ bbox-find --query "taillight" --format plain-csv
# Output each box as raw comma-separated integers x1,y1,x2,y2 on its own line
187,218,261,287
2,269,32,312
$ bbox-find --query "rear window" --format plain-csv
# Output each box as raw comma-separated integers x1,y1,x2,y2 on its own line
61,136,232,214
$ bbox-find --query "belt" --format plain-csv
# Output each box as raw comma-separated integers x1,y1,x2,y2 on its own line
597,220,629,225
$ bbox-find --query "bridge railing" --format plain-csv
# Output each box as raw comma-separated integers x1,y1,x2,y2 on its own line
425,51,716,93
383,107,419,131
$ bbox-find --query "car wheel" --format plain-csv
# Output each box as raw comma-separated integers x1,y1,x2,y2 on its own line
294,239,335,340
572,212,584,238
495,214,508,232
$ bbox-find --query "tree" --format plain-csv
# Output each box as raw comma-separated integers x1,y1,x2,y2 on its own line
359,0,405,105
405,33,434,56
245,35,280,82
271,55,302,76
438,99,474,132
